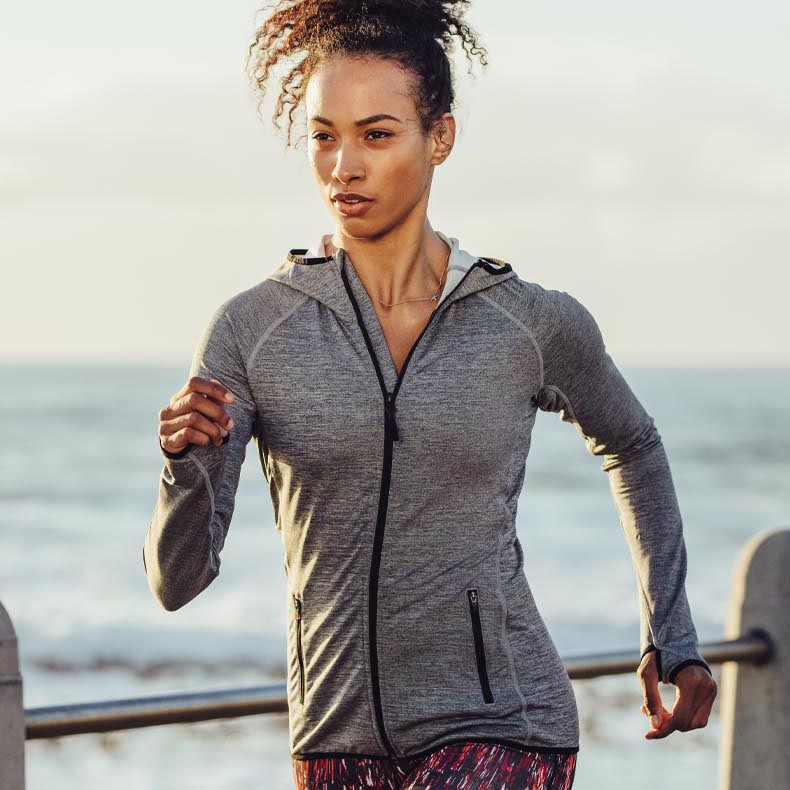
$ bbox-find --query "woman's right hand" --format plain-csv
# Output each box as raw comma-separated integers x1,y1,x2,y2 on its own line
158,376,236,455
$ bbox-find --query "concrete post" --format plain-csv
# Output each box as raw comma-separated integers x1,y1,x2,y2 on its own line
719,528,789,790
0,600,25,789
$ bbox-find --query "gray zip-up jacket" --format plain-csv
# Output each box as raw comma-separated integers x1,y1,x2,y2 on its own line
143,231,711,760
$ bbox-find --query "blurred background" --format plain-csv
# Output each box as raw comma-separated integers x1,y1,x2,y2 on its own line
1,0,788,787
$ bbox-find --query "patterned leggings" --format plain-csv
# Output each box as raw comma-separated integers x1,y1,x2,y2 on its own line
292,740,577,790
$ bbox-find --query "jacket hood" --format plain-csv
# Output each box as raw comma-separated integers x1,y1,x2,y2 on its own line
265,231,516,324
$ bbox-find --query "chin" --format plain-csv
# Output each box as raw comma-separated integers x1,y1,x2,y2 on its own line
336,216,383,236
351,211,412,237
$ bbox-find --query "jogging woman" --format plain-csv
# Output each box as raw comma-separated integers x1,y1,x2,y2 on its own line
144,1,717,787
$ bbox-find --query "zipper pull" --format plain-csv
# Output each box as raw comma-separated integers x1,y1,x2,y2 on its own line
293,595,302,619
385,392,400,442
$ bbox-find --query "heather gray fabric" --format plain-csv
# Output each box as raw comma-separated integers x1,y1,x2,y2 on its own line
143,233,711,760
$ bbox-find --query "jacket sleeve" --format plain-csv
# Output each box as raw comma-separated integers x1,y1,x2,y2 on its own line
143,299,258,611
536,290,712,684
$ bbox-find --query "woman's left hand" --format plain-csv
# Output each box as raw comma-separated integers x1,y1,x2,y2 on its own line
638,651,718,739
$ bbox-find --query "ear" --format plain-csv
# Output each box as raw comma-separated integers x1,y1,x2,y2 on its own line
429,112,456,166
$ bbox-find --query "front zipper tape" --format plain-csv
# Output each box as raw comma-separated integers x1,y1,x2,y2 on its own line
338,254,499,754
467,588,495,704
293,594,305,704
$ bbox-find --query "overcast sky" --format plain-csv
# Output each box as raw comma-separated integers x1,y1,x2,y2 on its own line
2,0,788,367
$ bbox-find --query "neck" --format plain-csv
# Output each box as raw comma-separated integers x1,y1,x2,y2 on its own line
323,216,451,308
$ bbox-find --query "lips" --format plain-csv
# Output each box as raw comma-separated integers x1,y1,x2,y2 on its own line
332,192,372,204
332,192,374,217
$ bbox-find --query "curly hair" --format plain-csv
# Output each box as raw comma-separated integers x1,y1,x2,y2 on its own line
245,0,488,148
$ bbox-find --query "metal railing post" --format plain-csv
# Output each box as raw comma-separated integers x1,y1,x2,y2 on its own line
0,600,26,789
719,527,789,790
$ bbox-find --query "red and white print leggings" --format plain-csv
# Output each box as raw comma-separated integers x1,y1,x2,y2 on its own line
292,739,577,790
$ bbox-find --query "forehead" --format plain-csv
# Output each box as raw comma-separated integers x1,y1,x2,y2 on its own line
305,55,417,117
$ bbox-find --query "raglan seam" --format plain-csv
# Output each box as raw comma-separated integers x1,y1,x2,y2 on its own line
246,294,311,372
477,291,544,390
173,297,293,471
539,288,604,386
155,243,607,752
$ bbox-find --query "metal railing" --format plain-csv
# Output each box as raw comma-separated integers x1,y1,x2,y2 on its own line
22,629,773,740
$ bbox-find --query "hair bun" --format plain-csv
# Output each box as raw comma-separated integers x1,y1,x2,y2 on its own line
247,0,487,147
320,0,471,45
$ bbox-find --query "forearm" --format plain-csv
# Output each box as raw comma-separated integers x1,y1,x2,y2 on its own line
144,298,258,611
143,445,229,611
606,436,711,683
536,287,711,683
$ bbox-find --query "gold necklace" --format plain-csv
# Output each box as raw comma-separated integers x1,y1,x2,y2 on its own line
374,245,452,308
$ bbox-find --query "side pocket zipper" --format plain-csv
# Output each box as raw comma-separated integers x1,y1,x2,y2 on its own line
467,588,494,704
293,594,305,704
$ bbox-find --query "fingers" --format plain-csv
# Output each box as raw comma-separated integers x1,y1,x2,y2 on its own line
645,707,675,739
642,664,718,740
646,686,696,740
161,408,231,448
675,666,718,731
669,684,698,732
168,379,235,426
637,650,667,735
159,376,237,454
688,683,716,729
653,688,693,740
642,698,673,740
171,375,236,408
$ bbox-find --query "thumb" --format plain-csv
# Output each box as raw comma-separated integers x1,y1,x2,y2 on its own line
641,664,665,729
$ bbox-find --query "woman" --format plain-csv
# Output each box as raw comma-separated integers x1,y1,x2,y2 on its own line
144,1,717,787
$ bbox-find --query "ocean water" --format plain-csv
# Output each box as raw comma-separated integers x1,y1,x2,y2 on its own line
1,364,788,789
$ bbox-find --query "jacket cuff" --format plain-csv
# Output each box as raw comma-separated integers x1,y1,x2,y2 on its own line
159,433,229,460
159,438,192,460
643,644,712,684
666,658,713,685
640,644,663,680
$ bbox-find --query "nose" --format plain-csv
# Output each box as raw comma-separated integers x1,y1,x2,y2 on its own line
331,140,365,185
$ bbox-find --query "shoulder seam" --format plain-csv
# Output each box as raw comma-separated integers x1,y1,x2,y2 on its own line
477,291,544,390
245,293,311,371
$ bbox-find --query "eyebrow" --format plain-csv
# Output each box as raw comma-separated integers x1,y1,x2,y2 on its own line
309,113,404,127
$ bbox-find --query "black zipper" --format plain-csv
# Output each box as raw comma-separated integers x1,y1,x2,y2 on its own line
467,588,494,703
340,259,482,754
293,594,305,704
338,254,506,754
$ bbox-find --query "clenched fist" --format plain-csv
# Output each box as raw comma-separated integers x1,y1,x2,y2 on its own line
158,376,236,456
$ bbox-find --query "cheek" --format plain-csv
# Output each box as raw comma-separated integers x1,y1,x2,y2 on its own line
384,147,430,197
308,149,332,182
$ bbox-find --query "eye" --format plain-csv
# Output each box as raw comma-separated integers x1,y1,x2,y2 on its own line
311,132,333,141
366,129,393,140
